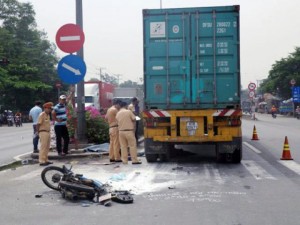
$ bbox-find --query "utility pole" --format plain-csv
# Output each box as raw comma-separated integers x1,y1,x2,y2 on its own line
76,0,86,142
99,67,106,81
114,74,122,86
160,0,162,9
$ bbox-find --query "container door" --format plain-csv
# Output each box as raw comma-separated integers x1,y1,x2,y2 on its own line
191,9,240,107
143,13,191,108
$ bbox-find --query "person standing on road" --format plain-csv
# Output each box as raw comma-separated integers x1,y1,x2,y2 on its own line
128,97,140,145
271,105,277,118
29,101,42,153
116,101,141,165
52,95,70,156
36,102,53,166
105,99,122,163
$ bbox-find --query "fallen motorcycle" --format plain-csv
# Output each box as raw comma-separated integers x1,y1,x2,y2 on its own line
41,165,133,205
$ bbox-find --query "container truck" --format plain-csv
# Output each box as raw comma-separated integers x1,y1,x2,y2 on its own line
76,81,114,110
142,5,242,163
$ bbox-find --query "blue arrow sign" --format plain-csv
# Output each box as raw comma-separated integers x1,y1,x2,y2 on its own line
57,55,86,84
292,86,300,103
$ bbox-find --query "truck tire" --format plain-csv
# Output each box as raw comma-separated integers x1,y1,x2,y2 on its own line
216,144,226,163
216,151,226,163
146,154,158,162
232,148,242,163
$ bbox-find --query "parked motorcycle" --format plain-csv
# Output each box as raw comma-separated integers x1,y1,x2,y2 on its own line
7,115,14,126
41,165,133,205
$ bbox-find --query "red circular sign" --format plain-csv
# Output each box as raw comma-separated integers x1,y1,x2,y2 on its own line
248,90,255,98
290,79,296,85
56,23,85,53
248,82,256,90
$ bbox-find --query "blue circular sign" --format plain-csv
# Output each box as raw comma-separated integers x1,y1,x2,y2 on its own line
57,55,86,84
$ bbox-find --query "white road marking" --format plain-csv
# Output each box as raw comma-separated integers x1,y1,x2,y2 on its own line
243,141,261,154
203,164,225,184
60,35,80,41
242,160,276,180
278,160,300,175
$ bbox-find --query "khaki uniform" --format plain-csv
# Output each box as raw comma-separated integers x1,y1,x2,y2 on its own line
37,112,51,164
105,105,121,161
128,104,134,113
116,108,138,163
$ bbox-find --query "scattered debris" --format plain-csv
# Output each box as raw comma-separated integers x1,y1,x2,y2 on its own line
83,143,109,153
81,203,91,207
172,166,183,171
109,173,126,181
21,160,29,165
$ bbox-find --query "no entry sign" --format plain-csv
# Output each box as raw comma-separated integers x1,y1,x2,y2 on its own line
56,23,85,53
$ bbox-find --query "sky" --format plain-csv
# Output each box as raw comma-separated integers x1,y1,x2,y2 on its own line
19,0,300,89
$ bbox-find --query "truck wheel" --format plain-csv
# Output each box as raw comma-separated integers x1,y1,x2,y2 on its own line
216,144,226,163
232,148,242,163
146,154,158,162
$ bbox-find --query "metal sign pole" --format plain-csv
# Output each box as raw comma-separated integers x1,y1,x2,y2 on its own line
76,0,86,142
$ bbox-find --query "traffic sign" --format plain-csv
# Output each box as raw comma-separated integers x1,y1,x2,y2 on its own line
292,86,300,103
248,90,255,98
56,24,85,53
57,55,86,84
248,82,256,90
290,79,296,86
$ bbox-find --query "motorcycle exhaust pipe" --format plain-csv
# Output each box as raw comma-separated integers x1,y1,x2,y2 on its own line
65,190,78,201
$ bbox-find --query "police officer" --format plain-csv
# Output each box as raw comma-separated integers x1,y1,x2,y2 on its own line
116,101,141,164
105,99,122,162
37,102,53,166
128,97,140,144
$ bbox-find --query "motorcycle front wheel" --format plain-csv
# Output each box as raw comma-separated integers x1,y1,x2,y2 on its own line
41,166,65,191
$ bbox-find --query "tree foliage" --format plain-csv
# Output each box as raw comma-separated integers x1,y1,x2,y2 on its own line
0,0,62,113
260,47,300,99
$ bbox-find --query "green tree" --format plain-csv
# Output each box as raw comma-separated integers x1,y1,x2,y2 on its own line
260,47,300,99
0,0,61,112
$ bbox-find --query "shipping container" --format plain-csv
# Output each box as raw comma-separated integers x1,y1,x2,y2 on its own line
113,87,144,110
142,5,242,163
76,81,114,110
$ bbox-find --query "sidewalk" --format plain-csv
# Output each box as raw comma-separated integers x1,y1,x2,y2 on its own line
30,137,145,161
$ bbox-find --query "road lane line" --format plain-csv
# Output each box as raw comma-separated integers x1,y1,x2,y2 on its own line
242,160,277,180
278,161,300,175
243,141,261,154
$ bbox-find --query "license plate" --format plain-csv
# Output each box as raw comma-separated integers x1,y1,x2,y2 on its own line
99,193,112,202
186,121,198,130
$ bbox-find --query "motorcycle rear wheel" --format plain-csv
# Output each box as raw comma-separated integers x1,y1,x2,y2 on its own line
41,166,65,191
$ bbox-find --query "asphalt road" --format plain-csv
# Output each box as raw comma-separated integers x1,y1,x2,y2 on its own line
0,123,32,166
1,114,300,225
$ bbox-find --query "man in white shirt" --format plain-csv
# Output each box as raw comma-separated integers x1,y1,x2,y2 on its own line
29,101,42,153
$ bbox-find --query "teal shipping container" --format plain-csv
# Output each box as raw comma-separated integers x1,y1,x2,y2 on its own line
143,5,240,110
